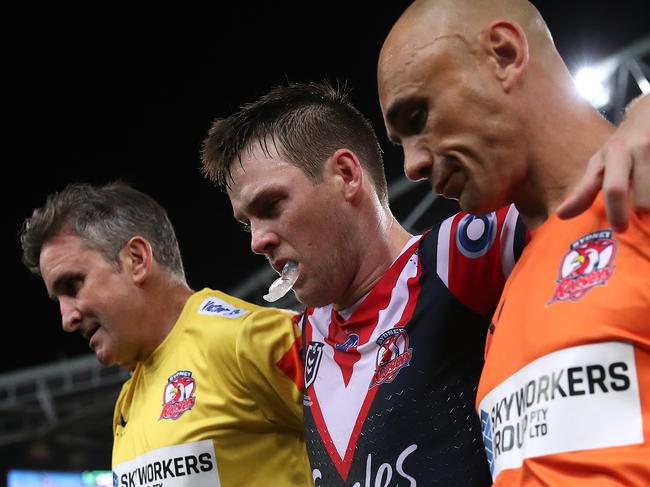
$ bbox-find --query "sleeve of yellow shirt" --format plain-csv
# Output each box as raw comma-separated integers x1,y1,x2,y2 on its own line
235,307,304,432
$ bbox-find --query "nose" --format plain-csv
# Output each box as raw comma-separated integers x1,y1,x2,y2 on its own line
403,141,433,182
250,222,280,256
60,297,82,332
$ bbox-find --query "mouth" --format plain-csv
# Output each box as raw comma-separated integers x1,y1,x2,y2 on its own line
271,259,302,289
433,169,454,195
83,324,101,346
271,259,288,275
433,158,465,199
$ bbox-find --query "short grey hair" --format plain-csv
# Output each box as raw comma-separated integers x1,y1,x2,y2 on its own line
19,181,186,281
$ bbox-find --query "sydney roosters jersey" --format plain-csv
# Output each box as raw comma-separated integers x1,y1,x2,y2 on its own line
300,205,525,486
112,289,311,487
477,194,650,486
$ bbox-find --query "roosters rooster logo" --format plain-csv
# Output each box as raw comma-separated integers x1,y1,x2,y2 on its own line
369,328,412,388
160,370,196,420
550,230,617,303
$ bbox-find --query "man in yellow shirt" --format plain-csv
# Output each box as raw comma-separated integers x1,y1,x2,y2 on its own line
19,181,311,486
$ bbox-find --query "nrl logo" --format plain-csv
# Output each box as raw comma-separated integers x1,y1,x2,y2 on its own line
304,341,324,390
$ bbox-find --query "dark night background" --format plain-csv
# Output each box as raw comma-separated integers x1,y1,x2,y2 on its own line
4,0,649,478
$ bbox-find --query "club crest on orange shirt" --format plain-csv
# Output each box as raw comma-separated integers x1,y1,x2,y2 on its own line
549,230,617,304
160,370,196,420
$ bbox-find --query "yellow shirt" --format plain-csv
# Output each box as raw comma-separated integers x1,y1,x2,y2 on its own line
112,289,312,486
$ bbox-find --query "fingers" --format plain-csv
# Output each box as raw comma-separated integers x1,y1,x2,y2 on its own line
601,137,634,232
631,133,650,211
558,94,650,229
556,152,604,220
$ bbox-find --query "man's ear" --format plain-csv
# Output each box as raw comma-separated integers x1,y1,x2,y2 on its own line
122,236,153,285
481,20,529,92
326,148,364,202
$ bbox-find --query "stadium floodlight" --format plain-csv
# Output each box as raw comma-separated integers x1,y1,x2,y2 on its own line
574,67,611,109
628,59,650,94
640,78,650,94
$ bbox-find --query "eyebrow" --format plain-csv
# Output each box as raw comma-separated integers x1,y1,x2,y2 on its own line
233,184,283,223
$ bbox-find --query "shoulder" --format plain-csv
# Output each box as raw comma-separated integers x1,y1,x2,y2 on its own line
182,288,294,326
193,288,299,339
189,288,264,320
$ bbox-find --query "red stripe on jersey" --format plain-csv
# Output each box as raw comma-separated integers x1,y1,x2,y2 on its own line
441,206,515,317
328,310,361,387
276,334,304,392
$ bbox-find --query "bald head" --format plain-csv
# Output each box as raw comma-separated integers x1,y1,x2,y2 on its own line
377,0,607,224
379,0,553,93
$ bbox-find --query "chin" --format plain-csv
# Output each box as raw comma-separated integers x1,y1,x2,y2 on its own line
94,348,115,368
294,287,332,308
457,196,479,214
293,292,323,308
460,192,502,216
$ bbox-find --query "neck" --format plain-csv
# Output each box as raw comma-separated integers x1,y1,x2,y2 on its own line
514,86,615,230
139,277,194,362
334,209,412,310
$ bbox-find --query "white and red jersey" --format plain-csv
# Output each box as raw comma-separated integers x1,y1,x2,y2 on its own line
300,205,525,486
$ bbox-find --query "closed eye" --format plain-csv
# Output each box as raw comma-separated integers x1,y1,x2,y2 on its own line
260,198,281,219
405,106,428,135
51,274,84,300
233,187,286,234
386,97,429,144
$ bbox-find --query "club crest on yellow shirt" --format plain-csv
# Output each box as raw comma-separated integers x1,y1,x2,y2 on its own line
160,370,196,420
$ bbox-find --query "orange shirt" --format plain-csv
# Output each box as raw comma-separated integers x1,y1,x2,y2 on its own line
477,195,650,486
